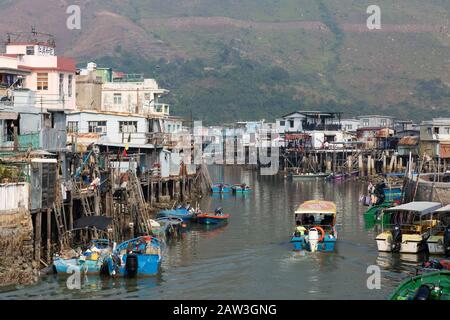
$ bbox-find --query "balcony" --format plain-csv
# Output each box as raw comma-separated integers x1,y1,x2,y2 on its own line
303,123,342,131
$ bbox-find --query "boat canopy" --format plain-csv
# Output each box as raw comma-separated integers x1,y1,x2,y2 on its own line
434,204,450,214
385,201,442,216
295,200,337,215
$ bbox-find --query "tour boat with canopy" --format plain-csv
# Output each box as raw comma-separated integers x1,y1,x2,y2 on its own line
376,201,443,254
290,200,337,252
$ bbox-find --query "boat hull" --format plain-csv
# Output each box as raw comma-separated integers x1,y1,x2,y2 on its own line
197,217,229,225
157,210,194,222
53,258,104,275
116,254,161,277
427,235,445,255
290,234,337,252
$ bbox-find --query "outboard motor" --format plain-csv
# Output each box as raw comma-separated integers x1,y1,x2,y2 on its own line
125,254,139,278
308,228,320,252
413,285,431,301
392,224,402,253
444,226,450,257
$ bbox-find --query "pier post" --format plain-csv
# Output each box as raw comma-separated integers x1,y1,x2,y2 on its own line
359,155,364,176
46,208,51,263
34,211,41,264
367,156,372,176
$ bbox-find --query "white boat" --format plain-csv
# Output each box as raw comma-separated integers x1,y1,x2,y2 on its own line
426,205,450,255
376,201,443,254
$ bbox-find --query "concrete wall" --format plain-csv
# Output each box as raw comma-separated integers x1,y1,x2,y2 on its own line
67,112,149,144
0,209,38,287
0,183,30,211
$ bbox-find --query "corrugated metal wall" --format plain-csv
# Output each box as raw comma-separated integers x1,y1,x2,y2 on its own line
0,183,30,212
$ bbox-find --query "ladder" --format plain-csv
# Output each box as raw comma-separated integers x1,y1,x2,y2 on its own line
127,172,152,235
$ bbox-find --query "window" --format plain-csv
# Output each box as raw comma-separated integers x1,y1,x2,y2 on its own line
26,46,34,55
67,121,78,133
381,119,387,127
144,93,151,101
289,120,294,128
113,93,122,105
279,120,286,126
168,124,172,132
346,124,353,130
427,127,432,135
37,73,48,90
68,75,73,97
59,74,64,97
119,121,138,133
363,119,369,127
434,127,440,134
88,121,107,134
445,127,450,135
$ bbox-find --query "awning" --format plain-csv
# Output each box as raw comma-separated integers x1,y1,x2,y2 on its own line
434,204,450,214
0,112,18,120
295,200,337,214
386,202,442,216
73,216,113,231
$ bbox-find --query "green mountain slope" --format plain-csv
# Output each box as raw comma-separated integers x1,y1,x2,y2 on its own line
2,0,449,124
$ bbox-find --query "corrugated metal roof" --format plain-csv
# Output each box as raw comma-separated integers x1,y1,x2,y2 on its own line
386,201,442,215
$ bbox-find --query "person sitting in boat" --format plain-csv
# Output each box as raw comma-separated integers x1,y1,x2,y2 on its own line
308,215,315,225
215,207,224,216
294,221,307,237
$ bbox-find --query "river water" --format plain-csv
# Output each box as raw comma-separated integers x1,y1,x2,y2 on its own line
0,166,429,300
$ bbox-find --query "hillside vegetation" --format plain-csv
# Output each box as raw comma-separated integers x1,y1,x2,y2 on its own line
1,0,449,123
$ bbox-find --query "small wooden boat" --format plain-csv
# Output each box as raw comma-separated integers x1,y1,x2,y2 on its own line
196,208,230,225
156,216,187,237
53,239,113,275
211,183,231,193
376,201,443,254
157,205,195,221
232,184,251,193
389,271,450,300
291,172,330,179
363,201,394,226
327,173,345,181
290,200,337,252
105,236,162,278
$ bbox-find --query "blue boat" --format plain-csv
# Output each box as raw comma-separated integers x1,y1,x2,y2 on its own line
290,200,338,252
157,205,195,221
105,236,162,277
53,239,113,275
232,184,251,193
211,183,231,193
196,208,230,225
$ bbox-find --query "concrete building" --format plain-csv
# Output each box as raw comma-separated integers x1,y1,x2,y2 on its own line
341,118,360,133
357,115,395,129
420,118,450,159
2,38,76,111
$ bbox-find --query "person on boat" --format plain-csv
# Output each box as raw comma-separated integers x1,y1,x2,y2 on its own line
295,221,307,237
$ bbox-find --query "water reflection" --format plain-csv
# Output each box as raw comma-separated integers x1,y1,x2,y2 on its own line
0,166,426,300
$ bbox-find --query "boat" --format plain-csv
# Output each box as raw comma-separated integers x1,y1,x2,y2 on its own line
327,173,345,181
291,172,330,179
105,236,162,278
196,208,230,225
375,201,443,254
419,259,450,274
290,200,337,252
157,204,195,222
53,239,113,275
389,271,450,300
155,216,186,237
211,183,231,193
426,205,450,255
363,201,394,226
232,184,251,193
